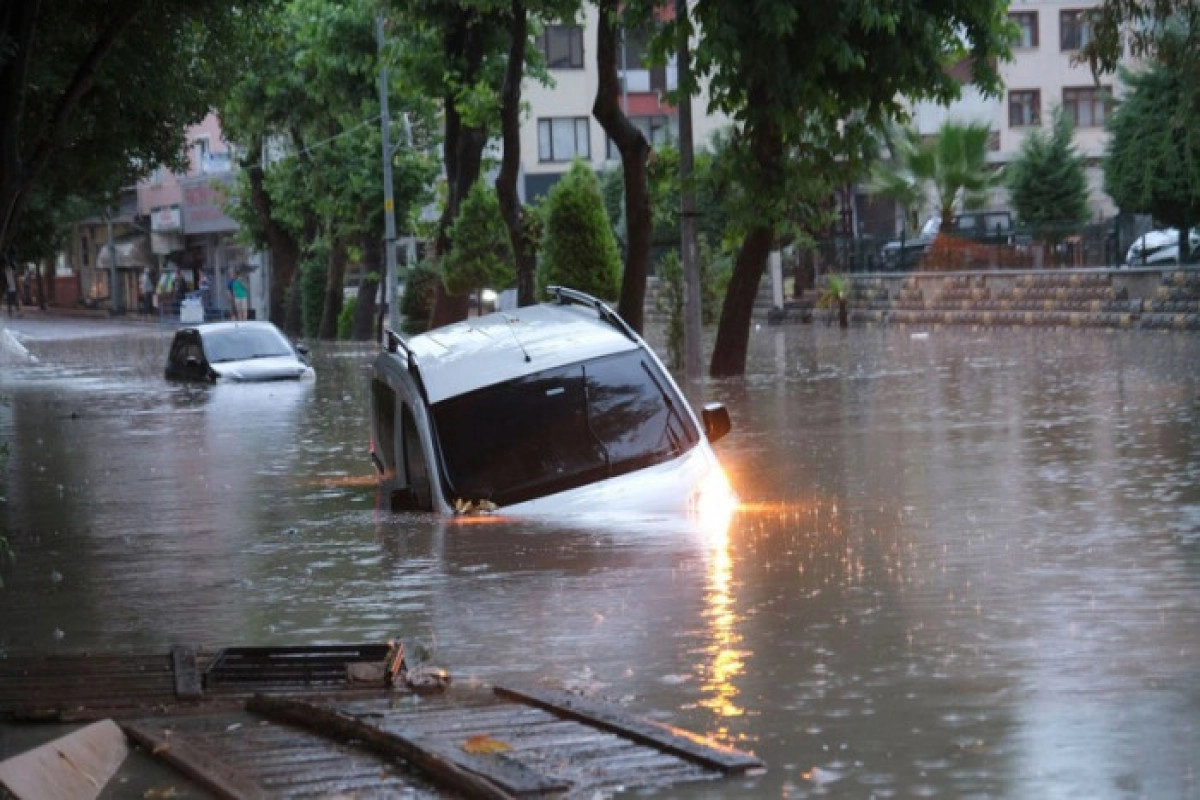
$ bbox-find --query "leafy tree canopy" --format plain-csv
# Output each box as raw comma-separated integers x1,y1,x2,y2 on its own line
1081,0,1200,74
0,0,246,259
1104,52,1200,233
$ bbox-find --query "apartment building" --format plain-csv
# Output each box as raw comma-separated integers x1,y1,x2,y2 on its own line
520,5,728,201
910,0,1120,222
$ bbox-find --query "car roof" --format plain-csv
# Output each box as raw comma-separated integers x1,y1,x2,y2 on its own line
176,321,284,338
401,302,640,404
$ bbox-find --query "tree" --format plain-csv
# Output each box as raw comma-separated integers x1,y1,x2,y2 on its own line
674,0,1011,376
912,120,998,230
1104,53,1200,261
0,1,243,261
1080,1,1200,75
443,180,515,296
220,0,437,337
868,124,931,238
538,160,621,298
1007,106,1089,241
593,0,653,332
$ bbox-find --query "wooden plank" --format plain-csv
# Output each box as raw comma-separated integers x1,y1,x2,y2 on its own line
172,645,203,700
0,719,128,800
122,722,269,800
248,694,568,799
493,685,764,774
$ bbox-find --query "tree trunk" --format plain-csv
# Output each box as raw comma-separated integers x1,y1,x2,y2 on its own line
318,236,345,340
709,224,773,377
242,143,302,333
593,0,651,333
429,10,488,329
353,234,381,341
495,0,538,307
709,108,783,377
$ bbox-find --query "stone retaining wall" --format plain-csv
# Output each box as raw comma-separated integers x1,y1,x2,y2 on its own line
773,267,1200,331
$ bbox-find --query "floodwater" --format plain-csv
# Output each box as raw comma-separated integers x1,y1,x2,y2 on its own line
2,314,1199,799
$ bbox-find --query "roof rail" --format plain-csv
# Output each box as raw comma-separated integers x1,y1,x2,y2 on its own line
546,286,638,342
382,326,429,402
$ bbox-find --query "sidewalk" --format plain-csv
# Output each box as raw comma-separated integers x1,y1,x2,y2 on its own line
1,304,169,342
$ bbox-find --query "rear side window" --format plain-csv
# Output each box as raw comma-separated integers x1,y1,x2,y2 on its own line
431,350,699,506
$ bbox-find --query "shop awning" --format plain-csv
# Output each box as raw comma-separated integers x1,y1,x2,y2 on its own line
95,236,153,270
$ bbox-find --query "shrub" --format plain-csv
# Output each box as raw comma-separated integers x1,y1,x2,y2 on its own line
400,261,439,334
337,296,356,340
538,160,622,299
443,180,515,296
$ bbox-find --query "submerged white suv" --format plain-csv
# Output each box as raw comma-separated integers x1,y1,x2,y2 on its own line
368,287,733,515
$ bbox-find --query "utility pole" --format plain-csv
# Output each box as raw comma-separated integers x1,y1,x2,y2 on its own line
377,14,399,336
676,0,702,382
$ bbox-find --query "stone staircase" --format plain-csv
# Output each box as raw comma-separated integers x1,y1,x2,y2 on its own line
785,269,1200,331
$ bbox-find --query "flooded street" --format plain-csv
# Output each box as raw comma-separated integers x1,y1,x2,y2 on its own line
2,315,1199,798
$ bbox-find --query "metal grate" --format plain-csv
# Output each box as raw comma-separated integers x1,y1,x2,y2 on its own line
203,644,392,688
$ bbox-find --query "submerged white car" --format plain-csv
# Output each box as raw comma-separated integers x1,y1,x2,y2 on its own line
164,321,314,383
368,287,733,516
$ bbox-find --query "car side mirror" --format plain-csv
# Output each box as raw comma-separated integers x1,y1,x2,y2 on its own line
702,403,731,444
296,343,309,355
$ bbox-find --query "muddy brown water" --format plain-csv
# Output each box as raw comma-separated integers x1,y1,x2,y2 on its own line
2,316,1198,798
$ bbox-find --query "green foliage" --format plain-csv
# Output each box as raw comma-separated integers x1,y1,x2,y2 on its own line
218,0,439,330
868,124,929,235
1007,107,1090,237
0,0,246,255
1104,53,1200,233
1081,1,1200,75
443,180,515,295
299,253,328,339
400,262,440,334
538,161,622,299
338,296,357,340
654,234,729,370
816,273,848,307
872,119,1000,232
656,250,686,370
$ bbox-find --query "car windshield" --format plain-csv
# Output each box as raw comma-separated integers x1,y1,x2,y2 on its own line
202,327,294,363
429,350,700,507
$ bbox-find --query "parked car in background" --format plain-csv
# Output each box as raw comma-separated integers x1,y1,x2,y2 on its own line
1125,228,1200,266
164,321,313,383
880,217,941,270
368,286,734,517
879,210,1018,270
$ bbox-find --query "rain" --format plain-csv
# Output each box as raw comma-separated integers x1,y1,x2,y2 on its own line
2,316,1199,798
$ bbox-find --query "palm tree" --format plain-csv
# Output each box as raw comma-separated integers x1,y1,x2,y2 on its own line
926,120,999,228
871,119,1000,234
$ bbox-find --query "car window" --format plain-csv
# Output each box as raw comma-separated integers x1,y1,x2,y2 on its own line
430,350,700,506
202,327,294,363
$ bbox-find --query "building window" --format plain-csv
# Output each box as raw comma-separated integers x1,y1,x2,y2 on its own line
1060,9,1091,51
607,115,677,160
1011,11,1039,48
538,117,590,162
1063,85,1110,127
1008,90,1041,127
538,24,583,69
192,137,210,173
